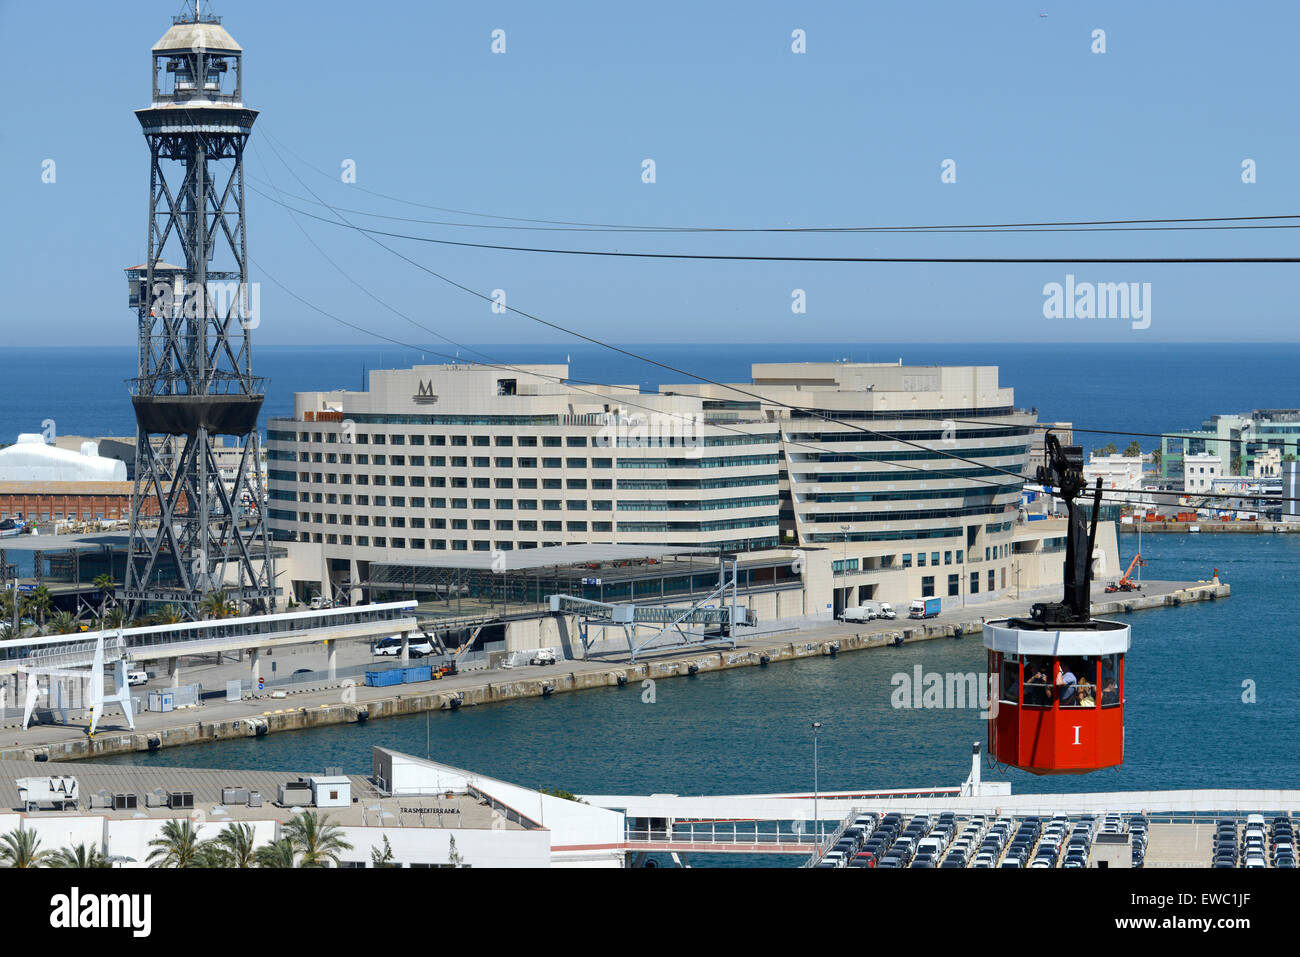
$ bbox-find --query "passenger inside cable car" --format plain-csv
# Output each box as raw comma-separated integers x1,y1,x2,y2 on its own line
996,653,1123,711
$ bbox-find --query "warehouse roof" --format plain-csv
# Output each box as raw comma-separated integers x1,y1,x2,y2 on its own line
0,482,135,496
0,758,518,831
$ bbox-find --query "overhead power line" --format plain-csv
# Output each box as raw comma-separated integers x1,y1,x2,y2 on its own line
253,132,1300,507
246,188,1300,264
243,176,1300,235
258,135,1300,234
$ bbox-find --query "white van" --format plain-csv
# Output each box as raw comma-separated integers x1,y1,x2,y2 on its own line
840,605,875,623
126,670,149,687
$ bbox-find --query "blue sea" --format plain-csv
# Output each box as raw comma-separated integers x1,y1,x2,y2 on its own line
3,342,1299,455
97,533,1299,798
11,344,1300,865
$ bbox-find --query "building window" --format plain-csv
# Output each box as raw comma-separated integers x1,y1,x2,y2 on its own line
970,572,979,594
948,574,960,596
921,576,935,598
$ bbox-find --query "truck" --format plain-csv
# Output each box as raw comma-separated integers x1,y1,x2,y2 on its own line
908,597,941,619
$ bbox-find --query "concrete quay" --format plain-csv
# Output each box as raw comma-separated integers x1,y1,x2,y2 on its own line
0,579,1228,764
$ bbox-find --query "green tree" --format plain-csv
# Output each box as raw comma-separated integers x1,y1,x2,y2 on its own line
0,589,21,630
1092,443,1118,458
103,606,128,630
93,574,115,629
152,605,184,626
48,611,80,635
0,829,50,868
1231,456,1243,475
282,811,352,868
199,590,237,620
206,823,258,868
370,835,395,867
253,837,298,869
1284,453,1296,463
48,843,110,869
146,819,210,868
28,585,52,628
1123,441,1142,458
1151,448,1162,468
539,787,586,803
447,835,464,868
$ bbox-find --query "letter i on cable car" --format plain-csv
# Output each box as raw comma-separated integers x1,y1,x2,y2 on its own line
983,433,1128,774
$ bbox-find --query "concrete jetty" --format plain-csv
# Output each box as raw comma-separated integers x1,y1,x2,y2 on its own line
0,579,1228,764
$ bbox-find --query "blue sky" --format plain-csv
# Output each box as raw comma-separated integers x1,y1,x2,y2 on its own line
2,0,1297,346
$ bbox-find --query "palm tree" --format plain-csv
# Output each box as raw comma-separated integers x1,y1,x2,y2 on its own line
199,590,229,620
47,611,79,635
103,606,128,630
152,605,184,626
146,819,210,868
0,590,19,636
253,837,298,869
0,828,50,868
93,574,115,629
28,586,52,629
282,811,352,868
370,835,395,867
48,843,109,869
208,823,258,868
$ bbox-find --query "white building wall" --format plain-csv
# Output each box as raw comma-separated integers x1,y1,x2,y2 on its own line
1184,453,1223,494
336,825,551,868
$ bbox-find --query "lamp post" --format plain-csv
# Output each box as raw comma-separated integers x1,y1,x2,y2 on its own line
840,524,850,617
812,720,822,846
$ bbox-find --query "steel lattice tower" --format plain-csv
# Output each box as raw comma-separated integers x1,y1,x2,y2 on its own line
124,6,276,620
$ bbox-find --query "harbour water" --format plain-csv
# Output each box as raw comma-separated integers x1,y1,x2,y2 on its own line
95,535,1299,800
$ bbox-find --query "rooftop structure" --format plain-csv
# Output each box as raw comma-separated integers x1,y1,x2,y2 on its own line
0,435,127,483
1083,453,1144,492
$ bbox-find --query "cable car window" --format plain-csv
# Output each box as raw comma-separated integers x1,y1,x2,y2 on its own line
1076,675,1097,708
1022,656,1052,707
1059,657,1088,708
1100,653,1120,707
999,655,1019,704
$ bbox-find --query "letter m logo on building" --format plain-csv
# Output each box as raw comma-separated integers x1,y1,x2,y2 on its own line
413,380,438,404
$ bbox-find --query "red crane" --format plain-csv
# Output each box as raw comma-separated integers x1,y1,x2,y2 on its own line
1104,553,1147,593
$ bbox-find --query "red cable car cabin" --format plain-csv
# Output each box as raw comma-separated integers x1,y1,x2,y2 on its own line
984,618,1128,775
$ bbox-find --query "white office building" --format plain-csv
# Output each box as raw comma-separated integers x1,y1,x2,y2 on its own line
1183,452,1223,494
266,361,1087,614
1083,453,1144,492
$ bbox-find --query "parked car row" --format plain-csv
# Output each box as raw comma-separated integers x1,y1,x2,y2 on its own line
818,810,1292,870
1212,814,1295,868
816,812,881,868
